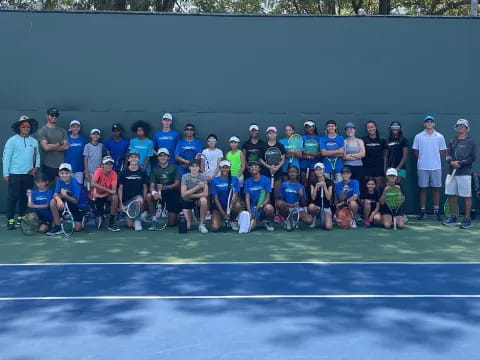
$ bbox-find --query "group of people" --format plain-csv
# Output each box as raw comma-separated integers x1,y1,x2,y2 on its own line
2,107,477,234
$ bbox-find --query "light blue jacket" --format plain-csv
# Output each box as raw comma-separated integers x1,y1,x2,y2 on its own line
2,135,40,177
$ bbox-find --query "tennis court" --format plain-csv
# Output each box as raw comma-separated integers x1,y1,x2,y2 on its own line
1,217,480,359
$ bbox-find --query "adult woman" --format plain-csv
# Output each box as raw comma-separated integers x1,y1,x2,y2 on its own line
385,121,408,184
343,122,365,184
362,121,386,190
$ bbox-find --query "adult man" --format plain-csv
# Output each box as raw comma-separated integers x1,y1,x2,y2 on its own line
153,113,179,163
36,107,69,182
412,115,447,220
241,124,266,180
104,123,130,173
443,119,477,229
3,116,40,229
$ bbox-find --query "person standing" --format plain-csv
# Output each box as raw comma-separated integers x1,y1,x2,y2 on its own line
3,116,40,229
153,113,179,163
343,122,365,184
83,129,104,187
129,121,154,175
104,123,130,173
175,123,203,176
443,119,477,229
362,121,386,191
36,107,69,182
320,120,345,183
65,120,87,185
241,124,266,180
412,115,447,221
385,121,408,184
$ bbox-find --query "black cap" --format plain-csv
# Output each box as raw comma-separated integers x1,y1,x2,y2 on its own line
248,161,261,167
326,120,337,126
46,107,60,116
112,123,122,131
340,166,351,173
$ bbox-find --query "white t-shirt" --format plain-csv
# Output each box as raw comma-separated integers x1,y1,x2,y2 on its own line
412,130,447,170
201,148,223,179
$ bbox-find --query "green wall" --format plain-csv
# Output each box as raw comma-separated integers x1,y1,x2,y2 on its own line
1,11,479,213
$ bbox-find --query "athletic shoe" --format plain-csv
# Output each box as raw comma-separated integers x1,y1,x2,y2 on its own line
15,217,22,227
148,221,158,231
354,213,362,223
364,220,372,228
199,224,208,234
108,223,120,232
46,225,63,236
351,220,357,229
434,212,442,221
134,220,143,231
442,216,458,226
416,212,426,220
459,218,472,229
7,219,15,230
263,220,275,231
309,221,316,228
231,222,239,231
402,214,409,223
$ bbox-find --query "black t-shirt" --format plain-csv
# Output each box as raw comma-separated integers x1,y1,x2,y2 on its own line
386,137,408,169
363,136,386,168
119,167,148,201
242,139,266,164
311,178,333,209
361,190,380,210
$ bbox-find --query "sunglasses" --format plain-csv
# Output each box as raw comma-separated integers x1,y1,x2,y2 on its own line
20,125,31,129
48,114,59,118
185,128,194,131
207,139,217,143
390,125,401,130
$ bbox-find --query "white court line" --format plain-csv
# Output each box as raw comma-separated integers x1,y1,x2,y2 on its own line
1,294,480,301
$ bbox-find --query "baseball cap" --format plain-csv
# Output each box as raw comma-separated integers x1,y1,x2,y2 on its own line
314,162,325,169
18,115,30,122
229,136,240,143
424,115,435,122
249,124,259,131
304,120,315,127
127,150,140,157
340,166,351,173
102,156,114,164
345,122,355,129
69,120,81,129
162,113,173,120
386,168,398,176
326,120,337,126
46,107,59,116
266,126,277,133
112,123,122,131
59,163,72,172
248,161,261,167
90,128,101,135
455,118,470,130
157,148,170,156
219,160,231,167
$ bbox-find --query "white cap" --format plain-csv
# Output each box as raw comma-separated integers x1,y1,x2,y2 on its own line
157,147,170,156
229,136,240,143
102,156,114,164
90,128,101,135
386,168,398,176
59,163,72,172
162,113,173,120
314,162,325,169
455,118,470,131
304,120,315,127
219,160,231,167
249,124,259,131
69,120,80,129
266,126,277,133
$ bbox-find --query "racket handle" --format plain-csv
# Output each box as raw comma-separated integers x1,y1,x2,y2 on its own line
306,168,310,179
271,175,274,188
393,216,397,230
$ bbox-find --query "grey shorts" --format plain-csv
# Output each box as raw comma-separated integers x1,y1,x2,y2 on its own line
417,169,442,188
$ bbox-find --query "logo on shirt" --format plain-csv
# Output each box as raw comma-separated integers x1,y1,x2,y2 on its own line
125,175,142,180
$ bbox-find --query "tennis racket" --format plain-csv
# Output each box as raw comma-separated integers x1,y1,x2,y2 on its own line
336,206,353,229
200,153,210,175
61,202,75,236
265,147,282,187
325,138,340,176
443,197,459,219
225,187,234,228
288,134,303,164
123,198,142,219
21,211,40,236
154,195,168,231
385,186,403,230
285,207,300,232
317,185,326,228
249,189,266,232
180,148,197,168
29,146,37,175
304,138,319,179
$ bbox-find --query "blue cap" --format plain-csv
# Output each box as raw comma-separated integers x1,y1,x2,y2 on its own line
345,122,355,129
424,115,435,122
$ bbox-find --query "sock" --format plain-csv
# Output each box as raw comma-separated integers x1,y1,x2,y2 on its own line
109,215,115,224
433,206,439,214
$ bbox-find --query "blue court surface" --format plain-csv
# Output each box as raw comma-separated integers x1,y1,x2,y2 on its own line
1,263,480,359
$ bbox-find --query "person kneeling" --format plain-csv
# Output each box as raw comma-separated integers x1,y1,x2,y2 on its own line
181,160,209,233
308,162,334,230
379,168,406,229
334,167,360,229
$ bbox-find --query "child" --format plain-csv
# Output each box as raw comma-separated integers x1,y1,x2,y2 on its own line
26,173,53,233
308,162,334,230
361,177,381,228
334,167,360,228
201,134,223,182
226,136,246,186
65,120,87,184
83,129,103,187
104,123,130,173
129,121,154,175
379,168,406,229
175,123,203,176
47,163,88,235
320,120,345,183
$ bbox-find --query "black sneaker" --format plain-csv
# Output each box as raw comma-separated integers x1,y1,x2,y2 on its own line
6,219,15,230
434,212,442,221
416,212,426,221
442,216,458,226
46,225,63,236
459,218,472,229
108,223,120,232
15,217,22,227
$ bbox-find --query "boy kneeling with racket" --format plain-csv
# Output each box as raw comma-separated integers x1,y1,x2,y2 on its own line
334,167,360,229
47,163,88,235
24,173,53,234
379,168,406,230
181,159,209,233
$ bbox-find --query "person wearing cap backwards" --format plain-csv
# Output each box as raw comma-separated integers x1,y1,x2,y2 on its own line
153,113,179,164
145,148,181,229
65,120,87,185
225,136,246,186
209,160,242,232
301,120,322,187
244,161,275,231
37,107,69,182
412,115,447,221
241,124,266,180
443,119,477,229
129,120,154,175
334,167,361,228
104,123,130,173
83,128,104,188
259,126,286,195
320,120,345,184
3,115,40,230
343,122,365,184
379,168,406,229
47,163,88,235
90,156,120,232
308,162,334,230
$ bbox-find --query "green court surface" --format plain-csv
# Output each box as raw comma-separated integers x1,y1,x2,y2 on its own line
1,217,478,264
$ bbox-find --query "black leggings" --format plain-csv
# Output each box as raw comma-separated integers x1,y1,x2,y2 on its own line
7,174,34,220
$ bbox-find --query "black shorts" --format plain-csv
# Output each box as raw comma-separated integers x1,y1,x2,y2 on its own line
94,197,111,216
261,168,282,181
41,165,59,182
380,204,404,216
181,199,197,210
162,190,181,213
62,201,86,222
28,208,51,226
364,166,385,178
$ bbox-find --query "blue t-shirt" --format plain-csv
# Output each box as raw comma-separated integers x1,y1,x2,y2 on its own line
210,176,241,208
104,137,130,173
300,135,321,170
334,179,360,200
175,138,203,175
129,138,154,174
279,137,301,173
31,188,53,220
153,129,180,163
65,135,87,173
320,134,345,173
54,177,88,209
279,181,306,205
244,175,271,212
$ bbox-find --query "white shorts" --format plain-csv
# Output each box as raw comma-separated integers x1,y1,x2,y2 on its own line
445,175,471,197
73,172,84,184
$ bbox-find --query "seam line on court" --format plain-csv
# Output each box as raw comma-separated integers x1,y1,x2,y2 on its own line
1,262,479,266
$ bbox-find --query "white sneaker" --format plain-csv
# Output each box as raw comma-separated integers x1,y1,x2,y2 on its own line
134,220,143,231
205,211,212,221
351,220,357,229
231,221,239,231
199,224,209,234
263,220,275,231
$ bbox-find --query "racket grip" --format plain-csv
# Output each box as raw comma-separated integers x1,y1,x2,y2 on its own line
306,168,310,179
271,175,274,188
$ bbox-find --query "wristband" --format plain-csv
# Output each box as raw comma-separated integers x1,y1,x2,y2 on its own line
151,190,158,196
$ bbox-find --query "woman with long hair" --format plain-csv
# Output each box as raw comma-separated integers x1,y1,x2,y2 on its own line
362,121,386,190
385,121,408,184
343,122,365,184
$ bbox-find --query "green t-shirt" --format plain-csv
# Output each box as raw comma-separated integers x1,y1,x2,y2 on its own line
150,163,180,186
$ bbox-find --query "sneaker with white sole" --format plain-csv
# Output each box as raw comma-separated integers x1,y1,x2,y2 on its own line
263,220,275,231
231,222,239,231
199,224,208,234
134,220,143,231
351,220,357,229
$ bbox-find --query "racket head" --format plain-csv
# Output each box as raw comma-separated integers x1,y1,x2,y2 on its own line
304,139,319,153
257,189,266,207
265,147,282,166
61,208,75,236
156,209,168,230
181,149,197,165
385,187,402,211
337,207,352,229
285,208,300,231
126,199,142,218
288,134,303,150
444,198,459,217
20,211,40,236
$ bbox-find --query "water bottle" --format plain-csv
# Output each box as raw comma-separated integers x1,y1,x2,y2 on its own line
178,212,187,233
